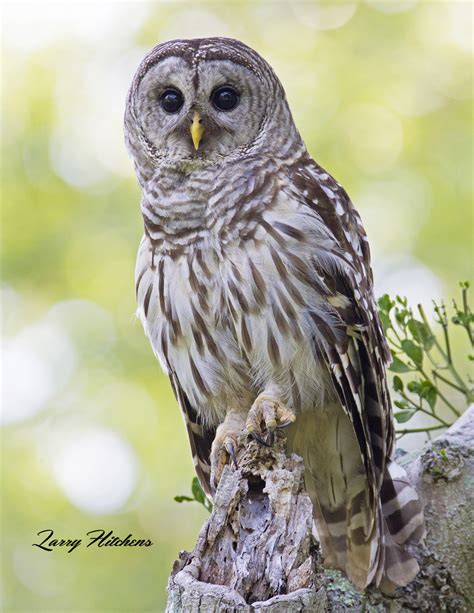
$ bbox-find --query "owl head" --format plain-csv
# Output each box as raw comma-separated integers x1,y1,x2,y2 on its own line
125,38,300,175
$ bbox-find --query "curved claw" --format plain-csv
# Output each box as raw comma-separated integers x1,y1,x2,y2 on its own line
224,439,238,468
249,430,272,447
276,418,294,429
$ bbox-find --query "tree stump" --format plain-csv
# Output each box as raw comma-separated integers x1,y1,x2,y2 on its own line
166,407,473,612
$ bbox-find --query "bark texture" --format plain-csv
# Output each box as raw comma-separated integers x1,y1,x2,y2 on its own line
167,407,473,612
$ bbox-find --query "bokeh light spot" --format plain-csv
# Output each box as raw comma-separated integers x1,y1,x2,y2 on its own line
357,170,430,256
338,104,403,174
52,427,138,515
46,299,116,360
292,2,357,30
374,255,443,313
1,320,76,425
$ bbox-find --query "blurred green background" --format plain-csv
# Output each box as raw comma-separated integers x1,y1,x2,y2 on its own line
1,1,472,611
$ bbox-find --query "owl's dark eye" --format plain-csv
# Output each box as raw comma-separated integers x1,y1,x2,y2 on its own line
211,86,240,111
160,88,184,113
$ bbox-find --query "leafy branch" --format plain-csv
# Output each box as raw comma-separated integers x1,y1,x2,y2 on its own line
378,281,473,438
174,477,212,513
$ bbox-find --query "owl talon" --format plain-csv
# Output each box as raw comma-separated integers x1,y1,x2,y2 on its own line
210,435,238,492
210,410,245,491
246,395,296,447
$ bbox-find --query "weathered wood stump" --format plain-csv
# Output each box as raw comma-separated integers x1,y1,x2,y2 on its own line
167,408,473,612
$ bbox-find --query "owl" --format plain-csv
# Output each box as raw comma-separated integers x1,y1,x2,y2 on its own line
124,37,424,590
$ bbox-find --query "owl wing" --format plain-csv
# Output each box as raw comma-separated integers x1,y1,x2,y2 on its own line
286,156,423,588
167,368,215,497
289,155,393,488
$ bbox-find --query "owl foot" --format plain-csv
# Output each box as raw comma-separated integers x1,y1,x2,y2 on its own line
246,395,296,447
210,410,245,491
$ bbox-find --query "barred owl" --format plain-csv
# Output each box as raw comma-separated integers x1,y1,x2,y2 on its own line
124,37,424,590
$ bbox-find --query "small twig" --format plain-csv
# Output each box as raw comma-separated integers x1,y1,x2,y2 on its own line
438,302,453,365
417,407,450,427
419,367,461,418
397,424,446,435
418,304,470,401
462,286,469,316
389,329,403,348
418,304,448,367
433,370,466,395
397,391,450,426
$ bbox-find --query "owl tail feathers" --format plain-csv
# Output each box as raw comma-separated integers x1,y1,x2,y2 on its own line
376,459,425,591
349,460,425,591
312,460,425,591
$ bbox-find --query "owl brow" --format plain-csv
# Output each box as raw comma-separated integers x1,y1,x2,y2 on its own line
190,42,267,84
134,41,269,100
134,51,196,92
209,58,265,84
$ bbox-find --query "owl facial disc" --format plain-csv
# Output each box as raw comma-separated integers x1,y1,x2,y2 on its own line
125,37,294,166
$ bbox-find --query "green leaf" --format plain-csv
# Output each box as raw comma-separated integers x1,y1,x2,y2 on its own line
393,375,404,392
174,495,194,503
407,380,420,394
378,294,394,313
424,387,437,409
394,399,410,410
389,355,412,373
394,410,416,423
191,477,206,505
451,312,473,326
175,478,212,513
407,319,435,351
378,311,391,332
401,339,423,367
395,309,406,325
419,380,437,409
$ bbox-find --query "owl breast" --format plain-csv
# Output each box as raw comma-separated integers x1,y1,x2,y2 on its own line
136,186,341,428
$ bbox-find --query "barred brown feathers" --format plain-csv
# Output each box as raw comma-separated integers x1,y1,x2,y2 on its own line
125,37,425,590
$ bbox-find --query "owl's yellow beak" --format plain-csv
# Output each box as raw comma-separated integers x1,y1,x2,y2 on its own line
190,111,204,150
